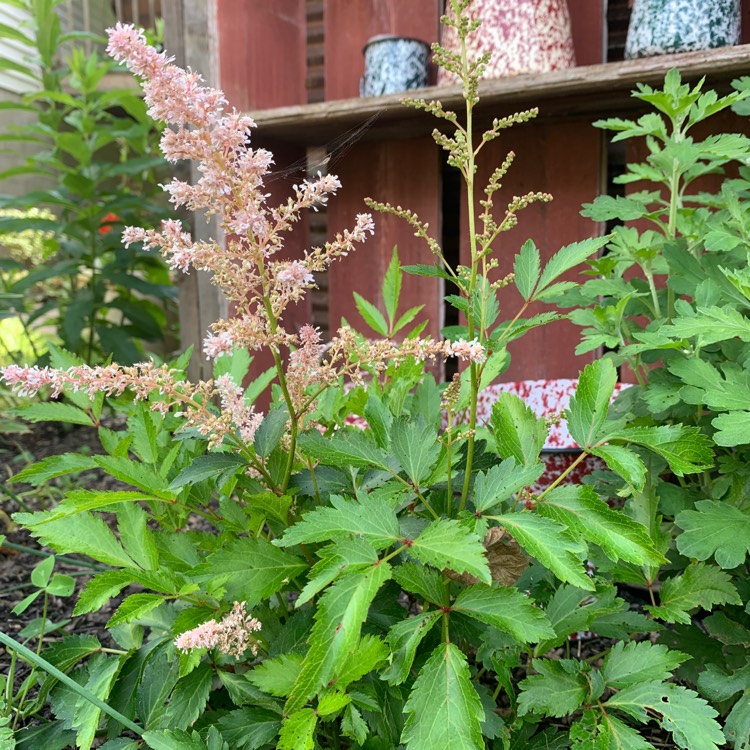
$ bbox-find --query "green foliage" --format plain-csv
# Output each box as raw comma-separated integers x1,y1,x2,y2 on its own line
5,11,746,750
0,0,173,365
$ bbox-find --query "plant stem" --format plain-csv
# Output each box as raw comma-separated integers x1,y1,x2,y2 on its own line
0,629,143,736
536,451,589,500
0,541,105,570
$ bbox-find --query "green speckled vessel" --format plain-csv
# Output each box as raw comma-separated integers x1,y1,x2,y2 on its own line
625,0,740,58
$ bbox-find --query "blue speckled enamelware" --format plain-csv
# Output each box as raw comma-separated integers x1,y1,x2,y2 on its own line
625,0,740,58
360,35,430,97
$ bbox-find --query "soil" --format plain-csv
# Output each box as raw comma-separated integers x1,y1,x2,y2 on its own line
0,422,122,715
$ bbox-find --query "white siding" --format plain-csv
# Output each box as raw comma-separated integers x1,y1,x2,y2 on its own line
0,6,38,95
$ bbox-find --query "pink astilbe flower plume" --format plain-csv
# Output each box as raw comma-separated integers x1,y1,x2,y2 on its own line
174,602,262,658
1,25,486,452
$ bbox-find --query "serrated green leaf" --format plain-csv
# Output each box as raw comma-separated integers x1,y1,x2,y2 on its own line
342,703,369,745
662,305,750,345
18,511,135,568
74,570,133,616
647,563,741,624
675,500,750,568
278,708,317,750
297,537,379,606
383,246,402,324
141,729,207,750
712,411,750,447
72,654,122,750
514,239,541,301
536,236,609,294
401,642,484,750
107,593,165,627
276,494,400,550
609,424,713,476
605,680,723,750
491,513,593,590
391,417,440,485
13,453,99,485
335,634,388,688
539,486,665,567
248,653,303,698
409,519,491,584
393,562,446,605
93,456,175,499
169,454,247,490
165,663,213,730
566,358,617,449
254,406,288,458
353,292,388,336
117,503,159,571
453,585,554,642
193,537,306,607
490,393,548,466
215,708,280,750
518,659,588,718
318,690,351,717
382,611,441,685
601,642,687,689
473,459,544,512
298,428,395,471
591,445,647,491
15,402,94,426
286,563,391,712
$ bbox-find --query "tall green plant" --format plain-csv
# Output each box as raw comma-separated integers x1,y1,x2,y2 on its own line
566,69,750,747
0,5,728,750
0,0,173,364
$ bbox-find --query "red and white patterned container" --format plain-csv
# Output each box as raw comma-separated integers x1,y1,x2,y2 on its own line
438,0,576,83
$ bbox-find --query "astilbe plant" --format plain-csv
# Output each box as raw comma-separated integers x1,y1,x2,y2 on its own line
0,3,731,750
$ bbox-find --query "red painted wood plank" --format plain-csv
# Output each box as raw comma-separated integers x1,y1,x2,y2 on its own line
324,0,441,101
460,119,604,381
568,0,605,65
216,0,307,110
327,136,442,343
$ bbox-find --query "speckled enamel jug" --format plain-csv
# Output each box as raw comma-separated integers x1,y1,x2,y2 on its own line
438,0,576,83
360,35,431,97
625,0,740,58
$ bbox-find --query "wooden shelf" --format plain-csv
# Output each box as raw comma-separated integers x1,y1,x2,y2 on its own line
252,44,750,146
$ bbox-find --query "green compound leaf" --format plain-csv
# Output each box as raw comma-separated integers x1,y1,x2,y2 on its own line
489,393,547,467
142,729,208,750
13,453,98,485
15,402,94,426
647,562,741,624
608,424,714,477
491,513,593,590
164,663,213,730
539,486,666,567
661,305,750,345
675,500,750,568
193,537,307,607
298,428,396,471
472,459,545,513
382,611,442,685
169,454,247,490
712,411,750,447
408,519,491,584
383,245,402,324
590,445,647,491
286,563,391,713
518,659,589,718
393,562,447,606
601,642,688,690
566,358,617,449
391,417,441,486
605,680,724,750
276,494,400,550
248,653,303,698
278,708,317,750
453,585,555,643
106,593,165,628
18,511,136,568
353,291,388,337
513,239,541,301
401,643,485,750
